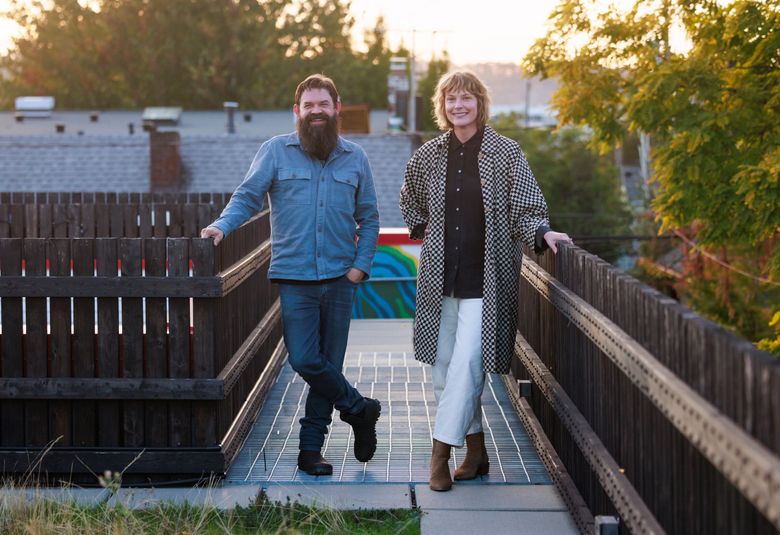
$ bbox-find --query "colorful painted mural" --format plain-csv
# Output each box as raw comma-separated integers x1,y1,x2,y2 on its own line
352,229,420,319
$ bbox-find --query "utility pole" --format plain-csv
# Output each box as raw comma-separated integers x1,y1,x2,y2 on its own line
409,29,416,132
382,27,450,133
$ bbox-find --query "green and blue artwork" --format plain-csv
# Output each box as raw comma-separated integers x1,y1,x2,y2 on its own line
353,244,420,319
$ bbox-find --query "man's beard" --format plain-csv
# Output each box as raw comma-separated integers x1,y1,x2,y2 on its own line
297,113,339,161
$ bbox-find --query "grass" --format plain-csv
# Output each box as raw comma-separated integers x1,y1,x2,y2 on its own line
0,489,421,534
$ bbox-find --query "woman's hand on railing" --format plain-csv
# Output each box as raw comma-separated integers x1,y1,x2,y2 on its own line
543,230,572,254
200,226,224,246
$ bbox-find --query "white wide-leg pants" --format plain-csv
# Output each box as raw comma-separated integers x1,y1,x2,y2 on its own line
431,296,486,448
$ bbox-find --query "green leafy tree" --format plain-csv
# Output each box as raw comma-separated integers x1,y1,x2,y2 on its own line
417,52,450,131
493,115,633,263
0,0,397,109
524,0,780,352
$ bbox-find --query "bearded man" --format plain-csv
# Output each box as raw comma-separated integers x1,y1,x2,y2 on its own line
201,74,381,476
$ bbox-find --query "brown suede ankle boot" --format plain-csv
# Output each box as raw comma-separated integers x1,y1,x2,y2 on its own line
453,432,489,480
429,439,453,491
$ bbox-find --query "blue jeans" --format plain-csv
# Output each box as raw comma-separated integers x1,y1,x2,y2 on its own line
278,276,366,452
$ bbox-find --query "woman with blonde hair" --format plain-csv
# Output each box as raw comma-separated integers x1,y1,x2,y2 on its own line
400,71,570,491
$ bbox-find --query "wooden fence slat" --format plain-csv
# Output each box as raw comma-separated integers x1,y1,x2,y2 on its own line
139,204,152,238
67,204,81,237
109,206,124,237
24,205,39,238
52,204,68,237
182,204,198,238
167,238,191,448
120,238,144,446
96,238,120,446
9,205,24,238
168,205,182,237
144,238,168,447
0,239,24,446
191,239,217,446
123,205,139,238
48,238,72,446
72,238,97,447
0,205,9,237
153,205,166,238
80,204,95,238
38,205,52,238
23,240,49,446
95,204,110,237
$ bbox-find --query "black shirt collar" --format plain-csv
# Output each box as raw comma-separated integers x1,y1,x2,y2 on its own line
449,126,484,151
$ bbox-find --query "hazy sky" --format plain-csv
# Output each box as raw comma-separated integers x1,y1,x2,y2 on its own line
348,0,560,65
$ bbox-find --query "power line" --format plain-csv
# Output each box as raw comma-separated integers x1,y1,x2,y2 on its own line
672,229,780,287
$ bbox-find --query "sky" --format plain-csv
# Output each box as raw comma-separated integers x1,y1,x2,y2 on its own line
347,0,559,65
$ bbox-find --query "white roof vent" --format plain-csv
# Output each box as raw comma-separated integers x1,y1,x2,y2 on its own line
15,96,55,118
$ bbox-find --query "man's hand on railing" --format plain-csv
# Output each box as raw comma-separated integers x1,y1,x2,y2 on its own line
200,226,225,246
543,230,572,254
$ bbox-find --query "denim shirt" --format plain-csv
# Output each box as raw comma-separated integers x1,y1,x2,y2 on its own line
211,133,380,281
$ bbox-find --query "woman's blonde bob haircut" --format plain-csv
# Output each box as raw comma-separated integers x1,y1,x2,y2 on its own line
432,71,491,130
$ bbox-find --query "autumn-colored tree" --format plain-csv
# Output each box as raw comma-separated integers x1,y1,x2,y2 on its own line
525,0,780,353
493,116,633,264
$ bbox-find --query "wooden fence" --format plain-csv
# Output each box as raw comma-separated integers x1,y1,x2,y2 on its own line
509,244,780,534
0,194,284,482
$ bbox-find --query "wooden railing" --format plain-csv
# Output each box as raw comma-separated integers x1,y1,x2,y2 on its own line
0,194,284,483
508,244,780,534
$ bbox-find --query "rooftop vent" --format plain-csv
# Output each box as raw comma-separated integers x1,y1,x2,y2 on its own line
141,107,182,125
15,96,55,120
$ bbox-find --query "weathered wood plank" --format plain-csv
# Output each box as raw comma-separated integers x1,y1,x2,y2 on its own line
47,238,71,446
23,240,48,446
191,239,217,446
120,238,144,446
0,239,24,446
167,238,191,448
0,275,222,297
71,238,96,447
144,238,168,447
96,238,120,446
0,377,223,400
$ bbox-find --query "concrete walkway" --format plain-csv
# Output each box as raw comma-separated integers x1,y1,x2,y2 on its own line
0,320,579,534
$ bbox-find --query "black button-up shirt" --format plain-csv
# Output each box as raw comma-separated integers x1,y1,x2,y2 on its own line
443,127,485,298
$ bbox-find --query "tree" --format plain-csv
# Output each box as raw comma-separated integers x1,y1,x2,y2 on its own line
417,52,450,131
524,0,780,353
0,0,397,109
492,116,633,263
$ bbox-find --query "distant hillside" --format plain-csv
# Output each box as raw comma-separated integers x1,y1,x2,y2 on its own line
455,62,557,107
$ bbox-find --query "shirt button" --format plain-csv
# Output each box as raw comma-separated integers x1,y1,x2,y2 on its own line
455,226,459,231
317,252,321,257
458,170,462,173
456,207,459,211
318,226,322,231
460,152,463,156
320,177,324,181
456,188,460,192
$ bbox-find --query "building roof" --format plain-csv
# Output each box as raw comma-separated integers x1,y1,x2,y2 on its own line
0,131,416,228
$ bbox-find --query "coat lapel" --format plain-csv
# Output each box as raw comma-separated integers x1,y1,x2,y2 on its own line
478,126,500,216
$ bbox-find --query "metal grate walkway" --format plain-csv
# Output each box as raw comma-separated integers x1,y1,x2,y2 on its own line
226,320,552,485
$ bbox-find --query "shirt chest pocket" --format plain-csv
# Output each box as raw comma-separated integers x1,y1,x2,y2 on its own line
329,173,358,211
276,168,312,205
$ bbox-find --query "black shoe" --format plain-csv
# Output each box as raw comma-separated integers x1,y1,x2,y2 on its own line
340,398,381,462
297,451,333,476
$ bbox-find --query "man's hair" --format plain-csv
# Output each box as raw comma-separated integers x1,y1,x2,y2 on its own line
295,74,340,106
432,71,491,130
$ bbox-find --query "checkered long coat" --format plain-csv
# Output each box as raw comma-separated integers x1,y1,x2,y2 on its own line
399,126,549,374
